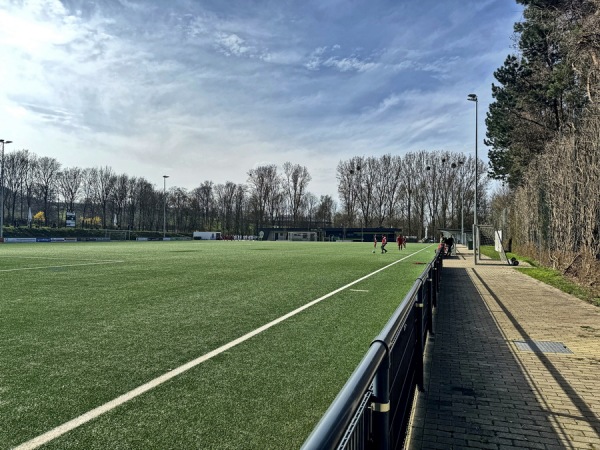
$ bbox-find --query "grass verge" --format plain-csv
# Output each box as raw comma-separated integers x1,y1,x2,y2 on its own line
499,249,599,307
514,265,600,307
479,245,598,306
479,245,500,260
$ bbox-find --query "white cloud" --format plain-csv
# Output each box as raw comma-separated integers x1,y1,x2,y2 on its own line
323,56,378,72
215,32,251,56
368,94,402,116
305,46,377,72
0,0,523,199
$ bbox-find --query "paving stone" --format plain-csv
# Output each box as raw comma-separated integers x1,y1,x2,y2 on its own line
406,245,600,449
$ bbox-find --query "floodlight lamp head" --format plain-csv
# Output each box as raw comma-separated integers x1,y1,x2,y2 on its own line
467,94,477,102
163,175,169,179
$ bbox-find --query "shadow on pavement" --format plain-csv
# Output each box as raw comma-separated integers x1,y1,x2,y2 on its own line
408,266,570,449
472,269,600,440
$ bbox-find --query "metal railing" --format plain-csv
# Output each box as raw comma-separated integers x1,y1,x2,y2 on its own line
302,248,443,450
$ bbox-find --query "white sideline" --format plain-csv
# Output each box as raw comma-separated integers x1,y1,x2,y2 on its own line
14,245,433,449
0,261,125,273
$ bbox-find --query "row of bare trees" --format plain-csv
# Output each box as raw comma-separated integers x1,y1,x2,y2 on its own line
0,150,335,234
1,147,490,238
337,151,489,239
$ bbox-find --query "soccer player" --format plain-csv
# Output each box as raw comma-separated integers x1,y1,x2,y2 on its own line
381,235,388,253
397,235,402,250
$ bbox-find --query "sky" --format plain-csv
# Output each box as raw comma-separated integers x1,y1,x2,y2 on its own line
0,0,523,200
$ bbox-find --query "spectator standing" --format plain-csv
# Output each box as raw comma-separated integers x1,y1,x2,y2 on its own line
446,235,455,256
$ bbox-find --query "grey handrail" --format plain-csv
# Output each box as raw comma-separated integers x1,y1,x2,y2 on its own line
302,248,442,449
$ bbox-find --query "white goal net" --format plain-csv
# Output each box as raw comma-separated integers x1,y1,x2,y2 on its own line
287,231,317,242
476,225,508,264
104,230,131,241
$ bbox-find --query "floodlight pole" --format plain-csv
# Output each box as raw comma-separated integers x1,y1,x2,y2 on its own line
163,175,169,239
467,94,478,263
461,189,464,245
457,160,464,245
0,139,12,240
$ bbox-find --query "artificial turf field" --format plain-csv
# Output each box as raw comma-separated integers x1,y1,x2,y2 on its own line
0,240,436,449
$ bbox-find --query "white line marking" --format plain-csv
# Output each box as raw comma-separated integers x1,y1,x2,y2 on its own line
349,289,369,292
0,256,121,262
0,261,125,273
14,245,433,450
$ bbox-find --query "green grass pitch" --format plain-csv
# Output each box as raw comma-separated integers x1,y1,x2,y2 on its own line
0,240,436,449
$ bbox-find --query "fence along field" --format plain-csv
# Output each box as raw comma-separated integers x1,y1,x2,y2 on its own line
0,240,435,449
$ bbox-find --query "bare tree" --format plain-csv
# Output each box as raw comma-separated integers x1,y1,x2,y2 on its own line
381,155,403,226
282,162,312,226
233,184,248,236
170,187,189,233
35,156,61,226
191,181,215,231
126,176,138,230
135,178,156,231
215,182,238,234
336,159,354,227
247,165,279,231
111,174,129,228
58,167,83,215
81,168,99,227
372,155,403,227
96,166,117,228
3,150,31,225
355,157,377,229
400,153,421,237
316,195,336,228
304,193,318,228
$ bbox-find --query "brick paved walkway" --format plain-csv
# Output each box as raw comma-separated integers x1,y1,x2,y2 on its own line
407,245,600,450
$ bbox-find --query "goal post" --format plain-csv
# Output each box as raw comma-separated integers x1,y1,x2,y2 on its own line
104,229,131,241
287,231,317,242
474,225,511,264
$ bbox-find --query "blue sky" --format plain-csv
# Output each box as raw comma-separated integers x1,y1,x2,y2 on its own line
0,0,522,199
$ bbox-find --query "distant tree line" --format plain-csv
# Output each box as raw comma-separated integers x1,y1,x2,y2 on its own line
337,151,488,239
487,0,600,288
0,151,336,235
1,149,488,239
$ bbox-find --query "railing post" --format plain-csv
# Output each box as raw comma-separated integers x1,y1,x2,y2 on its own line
434,253,442,298
431,266,438,308
426,275,433,334
415,286,425,392
370,340,390,450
